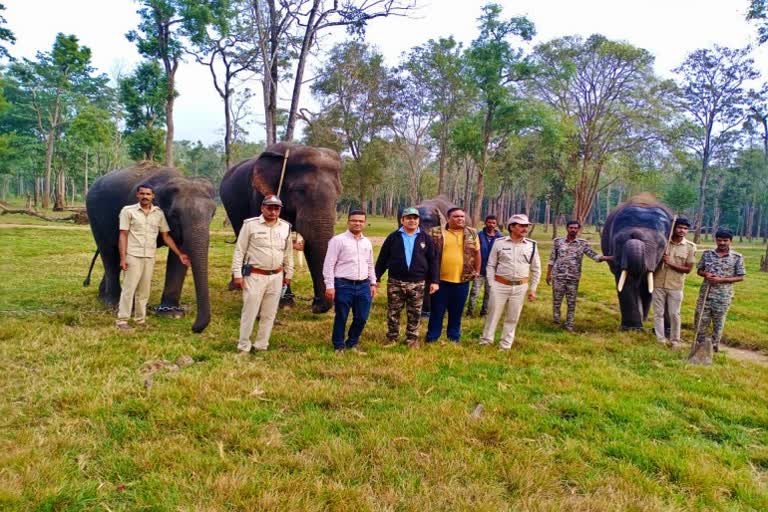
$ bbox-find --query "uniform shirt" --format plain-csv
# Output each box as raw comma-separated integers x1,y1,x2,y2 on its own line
119,203,170,258
440,229,465,283
231,215,294,279
696,248,746,299
323,230,376,289
654,238,696,290
548,237,602,282
487,237,542,292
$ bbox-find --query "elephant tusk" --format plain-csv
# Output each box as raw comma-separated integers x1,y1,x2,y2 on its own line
647,272,654,294
617,270,627,292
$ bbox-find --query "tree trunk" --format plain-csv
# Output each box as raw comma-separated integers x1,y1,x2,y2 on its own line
83,148,89,199
164,68,176,166
285,0,319,142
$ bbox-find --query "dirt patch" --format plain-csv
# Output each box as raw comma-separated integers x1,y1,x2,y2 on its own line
720,345,768,366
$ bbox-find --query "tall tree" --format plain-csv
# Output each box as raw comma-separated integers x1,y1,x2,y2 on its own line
7,34,96,209
183,0,259,168
674,45,758,243
530,34,672,224
127,0,185,166
748,0,768,44
311,41,395,206
119,61,168,161
463,3,535,224
403,37,469,195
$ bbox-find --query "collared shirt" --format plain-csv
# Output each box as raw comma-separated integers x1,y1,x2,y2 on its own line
696,248,745,298
440,228,465,283
399,226,420,269
654,238,696,290
231,215,294,279
487,236,542,292
119,202,170,258
478,228,504,275
323,230,376,288
548,237,602,282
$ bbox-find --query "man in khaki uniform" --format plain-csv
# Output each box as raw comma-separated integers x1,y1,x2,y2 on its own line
652,217,696,346
480,214,541,350
232,195,294,355
117,183,189,330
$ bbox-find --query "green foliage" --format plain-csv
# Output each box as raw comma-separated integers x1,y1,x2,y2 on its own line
119,61,168,131
0,2,15,61
175,140,225,183
126,127,165,162
747,0,768,44
663,176,697,213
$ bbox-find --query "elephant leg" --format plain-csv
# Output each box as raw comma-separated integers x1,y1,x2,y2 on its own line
303,242,332,314
99,246,122,307
159,250,187,318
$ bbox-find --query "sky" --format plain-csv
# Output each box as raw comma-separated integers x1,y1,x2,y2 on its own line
4,0,768,145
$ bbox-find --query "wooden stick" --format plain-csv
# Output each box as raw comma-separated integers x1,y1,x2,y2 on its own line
688,282,711,358
277,148,291,198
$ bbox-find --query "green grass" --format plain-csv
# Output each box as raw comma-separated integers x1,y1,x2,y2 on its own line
1,215,768,510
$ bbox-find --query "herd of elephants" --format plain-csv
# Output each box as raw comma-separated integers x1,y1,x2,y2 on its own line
84,143,676,335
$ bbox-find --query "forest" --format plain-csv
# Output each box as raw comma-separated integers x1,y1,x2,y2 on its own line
1,0,768,249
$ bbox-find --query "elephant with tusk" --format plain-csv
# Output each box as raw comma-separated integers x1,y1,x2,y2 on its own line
601,194,673,330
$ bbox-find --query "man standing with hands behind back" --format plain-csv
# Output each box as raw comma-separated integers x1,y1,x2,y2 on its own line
480,214,541,350
323,210,377,354
231,195,294,355
117,183,189,331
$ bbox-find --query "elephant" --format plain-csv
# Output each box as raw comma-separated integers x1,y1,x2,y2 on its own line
601,194,673,330
220,143,342,314
398,195,456,231
85,163,217,333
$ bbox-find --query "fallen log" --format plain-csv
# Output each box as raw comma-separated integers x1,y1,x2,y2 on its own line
0,204,89,224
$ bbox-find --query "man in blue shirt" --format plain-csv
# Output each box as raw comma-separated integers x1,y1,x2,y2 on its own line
375,207,440,348
467,215,504,317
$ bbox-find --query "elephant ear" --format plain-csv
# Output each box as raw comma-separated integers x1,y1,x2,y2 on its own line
155,182,179,211
250,161,276,198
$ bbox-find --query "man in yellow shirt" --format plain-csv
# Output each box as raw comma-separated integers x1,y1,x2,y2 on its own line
426,207,480,343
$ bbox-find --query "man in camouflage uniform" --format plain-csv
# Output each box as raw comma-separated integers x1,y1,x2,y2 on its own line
546,220,611,331
694,229,745,352
376,207,440,348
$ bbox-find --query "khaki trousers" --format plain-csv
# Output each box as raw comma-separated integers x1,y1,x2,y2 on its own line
481,282,528,349
652,288,683,342
117,254,155,324
238,272,283,352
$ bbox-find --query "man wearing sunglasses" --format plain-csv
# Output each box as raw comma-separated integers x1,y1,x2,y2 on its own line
231,195,294,356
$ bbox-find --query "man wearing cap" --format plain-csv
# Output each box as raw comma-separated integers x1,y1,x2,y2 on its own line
546,220,612,332
466,215,504,317
693,229,745,353
480,214,541,349
231,195,294,355
426,207,481,343
375,207,440,348
652,217,696,346
323,210,377,354
116,182,190,330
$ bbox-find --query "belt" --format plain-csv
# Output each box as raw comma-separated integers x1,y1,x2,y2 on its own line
495,275,528,286
251,266,283,276
337,277,370,285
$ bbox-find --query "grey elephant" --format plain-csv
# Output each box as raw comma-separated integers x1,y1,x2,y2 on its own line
85,164,216,333
601,194,673,330
220,143,342,313
399,195,456,231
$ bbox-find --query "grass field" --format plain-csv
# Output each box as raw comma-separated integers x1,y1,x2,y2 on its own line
1,212,768,510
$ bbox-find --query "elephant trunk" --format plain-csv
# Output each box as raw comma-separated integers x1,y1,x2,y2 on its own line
620,238,647,276
297,219,335,314
186,227,211,333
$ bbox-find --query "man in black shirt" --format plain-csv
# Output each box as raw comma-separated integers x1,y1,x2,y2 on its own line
376,207,440,348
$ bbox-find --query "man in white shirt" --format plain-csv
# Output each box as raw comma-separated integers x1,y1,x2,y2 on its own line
480,214,541,350
323,210,377,353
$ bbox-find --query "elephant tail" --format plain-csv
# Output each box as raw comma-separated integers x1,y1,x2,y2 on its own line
83,249,99,287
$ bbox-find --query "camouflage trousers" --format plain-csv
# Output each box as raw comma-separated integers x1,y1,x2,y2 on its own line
694,287,733,347
552,278,579,328
467,275,491,315
387,278,426,343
